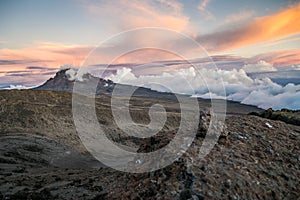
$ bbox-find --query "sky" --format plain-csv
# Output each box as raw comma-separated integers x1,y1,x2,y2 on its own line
0,1,300,94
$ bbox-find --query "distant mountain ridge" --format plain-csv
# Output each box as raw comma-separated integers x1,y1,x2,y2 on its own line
34,68,176,98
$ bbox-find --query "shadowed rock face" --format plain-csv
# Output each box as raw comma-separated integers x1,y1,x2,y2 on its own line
34,69,75,92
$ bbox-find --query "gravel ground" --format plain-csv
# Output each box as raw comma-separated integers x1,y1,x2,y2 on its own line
0,115,299,199
0,90,298,199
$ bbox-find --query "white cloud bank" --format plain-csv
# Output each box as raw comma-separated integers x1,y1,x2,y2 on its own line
106,67,300,110
277,64,300,71
242,60,277,73
0,85,35,90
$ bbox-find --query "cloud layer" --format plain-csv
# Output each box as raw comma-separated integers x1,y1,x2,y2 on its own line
197,2,300,52
0,85,35,90
242,60,277,73
84,0,191,33
106,67,300,110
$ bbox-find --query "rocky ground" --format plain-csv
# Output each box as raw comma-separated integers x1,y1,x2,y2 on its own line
0,90,299,199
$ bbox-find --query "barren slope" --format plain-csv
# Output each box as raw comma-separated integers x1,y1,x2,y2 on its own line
0,90,298,199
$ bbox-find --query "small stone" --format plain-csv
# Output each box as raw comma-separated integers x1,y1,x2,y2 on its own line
151,179,157,184
135,159,142,164
265,122,273,128
224,179,231,188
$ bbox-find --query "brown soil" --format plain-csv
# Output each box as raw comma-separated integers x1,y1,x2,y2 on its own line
0,90,298,199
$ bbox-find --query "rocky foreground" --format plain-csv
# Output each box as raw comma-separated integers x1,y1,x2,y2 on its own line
0,90,299,199
250,108,300,126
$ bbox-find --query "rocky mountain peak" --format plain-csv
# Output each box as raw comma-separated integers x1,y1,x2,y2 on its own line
34,68,113,94
33,68,177,98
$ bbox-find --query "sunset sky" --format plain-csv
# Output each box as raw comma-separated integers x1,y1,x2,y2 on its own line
1,0,300,86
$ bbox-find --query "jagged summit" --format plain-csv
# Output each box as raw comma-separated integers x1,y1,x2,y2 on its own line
34,68,114,95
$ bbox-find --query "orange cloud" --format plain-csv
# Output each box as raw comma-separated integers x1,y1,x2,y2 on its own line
262,36,300,47
198,2,300,52
0,42,93,71
0,42,94,85
109,48,182,65
82,0,191,33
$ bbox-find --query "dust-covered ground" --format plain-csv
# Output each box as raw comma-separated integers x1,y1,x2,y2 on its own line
0,90,299,199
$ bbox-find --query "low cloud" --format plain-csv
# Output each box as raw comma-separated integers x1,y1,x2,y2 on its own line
0,85,35,90
106,67,300,110
275,64,300,71
242,60,277,73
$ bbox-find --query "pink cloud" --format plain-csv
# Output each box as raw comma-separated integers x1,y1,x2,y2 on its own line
82,0,191,33
196,2,300,52
0,42,92,68
250,49,300,66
